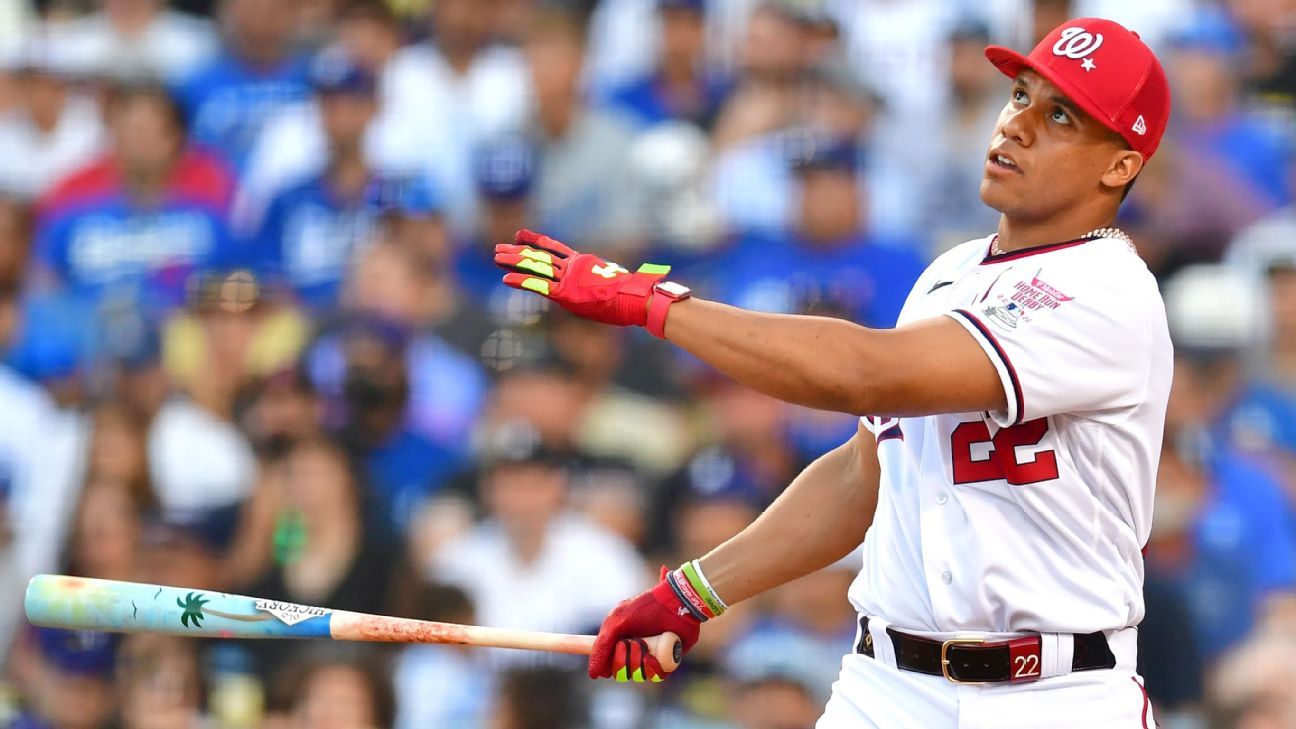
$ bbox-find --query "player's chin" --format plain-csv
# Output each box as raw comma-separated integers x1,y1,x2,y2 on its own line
978,177,1016,213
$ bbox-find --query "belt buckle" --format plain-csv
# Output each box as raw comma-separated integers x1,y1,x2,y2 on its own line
940,637,987,684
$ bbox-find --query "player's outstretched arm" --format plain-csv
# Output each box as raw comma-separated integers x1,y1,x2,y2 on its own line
495,230,1005,418
662,298,1006,417
587,425,878,681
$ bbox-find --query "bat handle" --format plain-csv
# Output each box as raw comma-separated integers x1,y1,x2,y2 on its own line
648,632,683,673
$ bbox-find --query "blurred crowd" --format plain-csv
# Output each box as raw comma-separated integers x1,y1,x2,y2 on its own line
0,0,1292,728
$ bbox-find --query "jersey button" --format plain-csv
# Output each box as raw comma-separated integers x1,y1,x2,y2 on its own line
941,571,953,585
936,493,949,505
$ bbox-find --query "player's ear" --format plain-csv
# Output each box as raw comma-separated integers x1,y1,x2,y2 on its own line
1101,149,1143,192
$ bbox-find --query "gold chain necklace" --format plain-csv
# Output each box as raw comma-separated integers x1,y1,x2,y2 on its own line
991,227,1135,256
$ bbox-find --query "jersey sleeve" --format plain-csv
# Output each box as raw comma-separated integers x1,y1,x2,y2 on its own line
944,256,1158,428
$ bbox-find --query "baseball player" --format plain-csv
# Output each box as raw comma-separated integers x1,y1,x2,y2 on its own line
495,18,1171,728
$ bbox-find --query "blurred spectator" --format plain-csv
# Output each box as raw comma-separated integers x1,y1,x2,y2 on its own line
1225,200,1296,472
1145,266,1296,661
0,195,31,287
175,0,312,176
377,0,529,234
427,419,647,667
1170,10,1290,207
925,19,1006,253
48,0,218,83
279,650,396,729
234,365,324,463
521,6,643,253
725,673,822,729
324,317,468,535
31,80,237,312
146,391,256,543
484,361,690,476
710,3,811,152
9,627,117,729
709,61,892,236
1130,9,1291,273
0,301,61,650
1209,625,1296,729
0,42,103,201
1224,0,1296,107
61,475,146,582
114,635,206,729
248,51,441,312
84,400,151,489
163,271,310,418
239,437,400,675
1138,572,1206,724
488,666,588,729
346,232,495,371
700,131,925,329
335,0,406,77
831,0,958,125
307,306,486,461
600,0,732,131
131,519,225,591
456,134,540,308
392,583,492,729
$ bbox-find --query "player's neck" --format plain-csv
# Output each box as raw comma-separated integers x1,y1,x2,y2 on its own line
994,211,1118,253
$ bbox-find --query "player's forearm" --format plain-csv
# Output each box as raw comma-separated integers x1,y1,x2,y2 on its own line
662,298,889,415
696,435,875,605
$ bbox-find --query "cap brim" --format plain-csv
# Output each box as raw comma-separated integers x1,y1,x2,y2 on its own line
983,45,1122,142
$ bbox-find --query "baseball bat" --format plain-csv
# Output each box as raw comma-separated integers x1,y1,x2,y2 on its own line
24,574,681,672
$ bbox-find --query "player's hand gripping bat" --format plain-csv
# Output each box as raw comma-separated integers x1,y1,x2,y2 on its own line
24,574,682,671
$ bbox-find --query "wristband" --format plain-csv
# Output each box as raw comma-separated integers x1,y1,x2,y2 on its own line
645,280,691,339
680,560,728,618
665,570,711,622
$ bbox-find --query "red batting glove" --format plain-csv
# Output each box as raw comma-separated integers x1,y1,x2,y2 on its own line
494,230,670,327
589,568,703,682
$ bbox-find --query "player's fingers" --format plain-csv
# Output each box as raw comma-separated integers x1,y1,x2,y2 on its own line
611,640,631,682
494,251,561,280
502,272,552,297
615,639,654,683
516,229,574,258
642,653,667,683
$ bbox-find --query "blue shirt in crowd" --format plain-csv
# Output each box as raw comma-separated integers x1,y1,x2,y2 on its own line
365,428,466,536
1180,115,1292,209
175,52,312,175
248,173,438,311
601,71,732,129
693,230,927,328
1169,449,1296,659
33,151,238,311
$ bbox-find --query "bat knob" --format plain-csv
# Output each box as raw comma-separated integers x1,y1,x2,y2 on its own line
649,632,683,673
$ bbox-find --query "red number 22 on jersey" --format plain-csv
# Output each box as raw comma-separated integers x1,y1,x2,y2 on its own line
950,418,1059,485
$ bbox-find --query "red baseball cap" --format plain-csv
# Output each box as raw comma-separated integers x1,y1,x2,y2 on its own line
985,18,1171,160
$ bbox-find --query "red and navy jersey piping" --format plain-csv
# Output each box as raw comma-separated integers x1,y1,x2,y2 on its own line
951,309,1025,425
980,235,1097,265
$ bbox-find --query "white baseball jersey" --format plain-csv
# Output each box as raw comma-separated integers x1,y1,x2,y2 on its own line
848,233,1172,636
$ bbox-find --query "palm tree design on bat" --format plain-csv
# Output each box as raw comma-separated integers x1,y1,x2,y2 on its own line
178,593,210,628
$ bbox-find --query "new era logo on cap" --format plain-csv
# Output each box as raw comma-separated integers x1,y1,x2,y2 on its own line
985,18,1172,159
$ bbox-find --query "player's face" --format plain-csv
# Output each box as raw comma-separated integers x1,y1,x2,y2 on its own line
979,70,1134,220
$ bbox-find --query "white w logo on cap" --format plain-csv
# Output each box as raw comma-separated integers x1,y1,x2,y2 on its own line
1052,27,1104,59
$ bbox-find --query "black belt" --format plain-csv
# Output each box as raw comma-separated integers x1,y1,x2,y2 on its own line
855,616,1116,684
